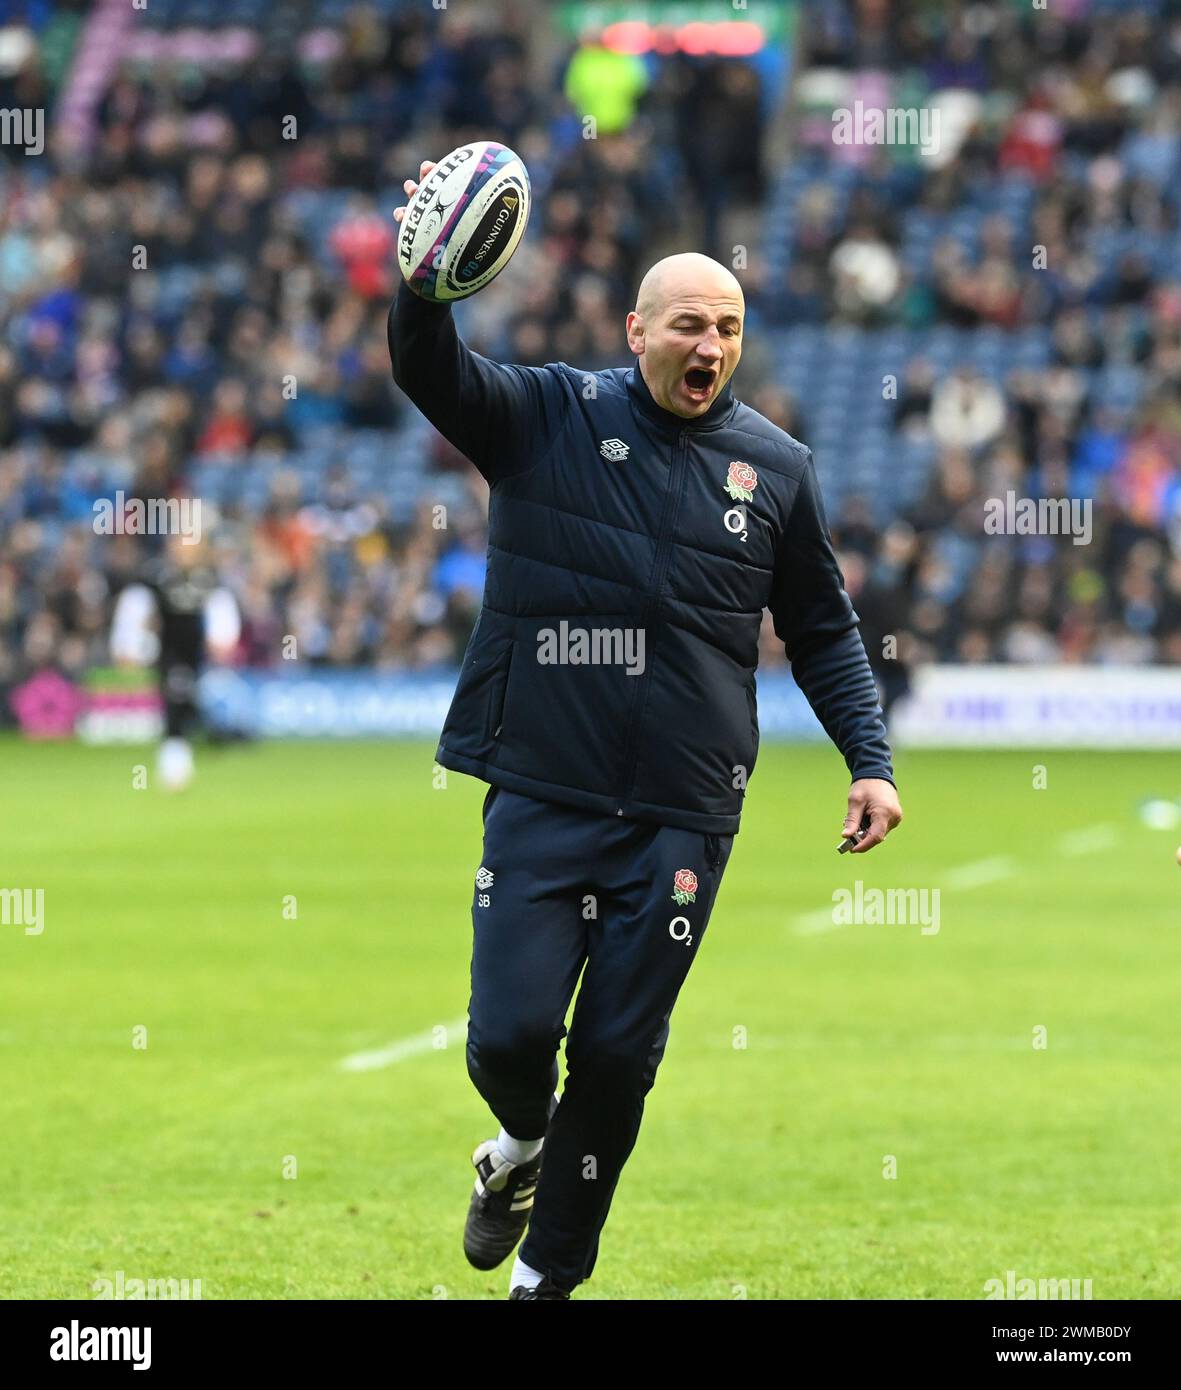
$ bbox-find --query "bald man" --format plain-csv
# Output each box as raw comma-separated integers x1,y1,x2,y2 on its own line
391,163,902,1300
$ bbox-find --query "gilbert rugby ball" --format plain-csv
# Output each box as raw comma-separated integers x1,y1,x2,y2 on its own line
397,141,530,302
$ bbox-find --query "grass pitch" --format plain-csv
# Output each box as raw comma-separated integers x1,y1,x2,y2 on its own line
1,736,1178,1299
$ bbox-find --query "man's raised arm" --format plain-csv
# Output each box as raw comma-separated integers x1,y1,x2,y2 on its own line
388,160,567,484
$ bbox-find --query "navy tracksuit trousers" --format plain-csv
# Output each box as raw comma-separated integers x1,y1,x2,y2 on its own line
465,785,735,1291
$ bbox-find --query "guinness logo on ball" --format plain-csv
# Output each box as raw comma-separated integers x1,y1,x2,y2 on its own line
455,187,523,284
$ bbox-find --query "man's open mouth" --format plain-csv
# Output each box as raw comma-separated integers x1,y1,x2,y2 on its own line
684,367,716,397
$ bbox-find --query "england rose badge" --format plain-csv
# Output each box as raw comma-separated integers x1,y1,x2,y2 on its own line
724,461,758,502
671,869,698,905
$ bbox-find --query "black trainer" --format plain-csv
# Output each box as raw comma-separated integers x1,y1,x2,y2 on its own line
463,1139,543,1270
509,1276,570,1300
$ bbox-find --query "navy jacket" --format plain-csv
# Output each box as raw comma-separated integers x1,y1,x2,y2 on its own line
389,281,894,834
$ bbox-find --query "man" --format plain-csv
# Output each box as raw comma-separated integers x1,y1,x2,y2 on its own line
391,161,903,1300
110,532,240,790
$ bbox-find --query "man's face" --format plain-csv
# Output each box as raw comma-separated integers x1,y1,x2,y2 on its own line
627,273,744,418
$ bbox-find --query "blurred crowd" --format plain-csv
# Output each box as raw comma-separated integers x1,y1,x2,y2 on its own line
0,0,773,705
1,0,1180,725
767,0,1181,679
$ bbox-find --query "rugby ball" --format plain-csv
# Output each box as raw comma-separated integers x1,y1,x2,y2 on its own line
397,141,530,302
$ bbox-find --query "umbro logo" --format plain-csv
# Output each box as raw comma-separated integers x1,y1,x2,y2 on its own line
599,438,630,462
476,867,494,889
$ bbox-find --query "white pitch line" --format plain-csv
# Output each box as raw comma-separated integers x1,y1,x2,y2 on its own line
942,855,1016,889
1056,823,1118,856
338,1016,468,1073
795,905,844,935
793,854,1016,935
793,827,1119,937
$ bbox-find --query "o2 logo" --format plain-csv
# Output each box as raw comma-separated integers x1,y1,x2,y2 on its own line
669,915,693,947
723,506,747,543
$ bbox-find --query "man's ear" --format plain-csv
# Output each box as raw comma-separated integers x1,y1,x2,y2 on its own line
625,310,644,354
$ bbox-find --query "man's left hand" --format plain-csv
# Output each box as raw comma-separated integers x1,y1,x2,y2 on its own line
843,778,903,853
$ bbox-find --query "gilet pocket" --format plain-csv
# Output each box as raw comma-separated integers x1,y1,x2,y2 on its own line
487,641,514,739
745,680,759,769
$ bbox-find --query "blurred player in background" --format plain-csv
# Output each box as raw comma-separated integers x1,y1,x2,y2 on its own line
110,529,240,790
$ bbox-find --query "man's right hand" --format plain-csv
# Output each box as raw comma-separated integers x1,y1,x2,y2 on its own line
393,160,437,227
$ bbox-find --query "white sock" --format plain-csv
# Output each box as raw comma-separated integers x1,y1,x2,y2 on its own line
510,1255,544,1293
158,737,194,791
497,1128,543,1166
